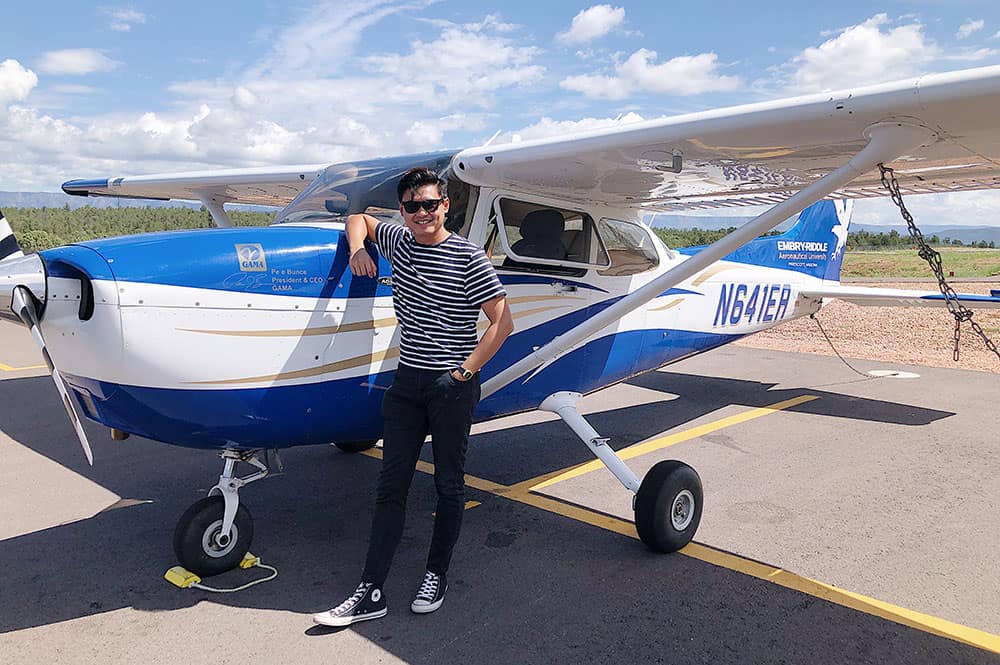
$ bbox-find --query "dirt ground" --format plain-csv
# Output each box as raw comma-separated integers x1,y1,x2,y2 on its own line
734,280,1000,374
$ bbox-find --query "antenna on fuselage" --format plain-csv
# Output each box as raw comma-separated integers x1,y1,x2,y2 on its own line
482,129,502,147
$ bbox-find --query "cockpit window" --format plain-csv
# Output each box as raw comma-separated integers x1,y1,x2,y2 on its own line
596,219,660,276
273,151,455,225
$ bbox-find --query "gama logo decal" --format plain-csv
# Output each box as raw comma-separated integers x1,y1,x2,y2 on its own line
235,243,267,272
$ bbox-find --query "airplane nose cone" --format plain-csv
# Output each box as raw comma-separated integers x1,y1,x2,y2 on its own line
0,253,46,323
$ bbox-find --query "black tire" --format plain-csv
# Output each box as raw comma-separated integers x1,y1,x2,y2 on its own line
173,496,253,576
334,440,378,453
634,460,702,553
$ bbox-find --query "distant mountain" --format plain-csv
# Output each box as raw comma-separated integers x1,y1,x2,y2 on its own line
648,213,1000,245
0,191,277,212
647,213,757,231
849,223,1000,246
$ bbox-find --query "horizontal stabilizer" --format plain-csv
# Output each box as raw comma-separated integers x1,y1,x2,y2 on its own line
800,285,1000,309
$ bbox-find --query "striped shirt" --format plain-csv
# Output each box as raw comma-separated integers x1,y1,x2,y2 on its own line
376,222,506,370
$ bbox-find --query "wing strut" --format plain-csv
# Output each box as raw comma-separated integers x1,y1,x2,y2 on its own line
199,196,233,228
481,121,935,399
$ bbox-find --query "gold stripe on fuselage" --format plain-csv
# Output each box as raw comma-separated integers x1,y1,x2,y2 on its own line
178,317,399,337
648,298,684,312
691,264,737,287
184,347,401,385
181,294,585,385
177,295,582,339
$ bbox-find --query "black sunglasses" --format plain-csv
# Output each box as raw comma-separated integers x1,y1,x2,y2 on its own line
401,198,445,214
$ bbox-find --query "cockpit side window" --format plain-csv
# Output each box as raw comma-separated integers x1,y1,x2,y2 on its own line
484,198,609,276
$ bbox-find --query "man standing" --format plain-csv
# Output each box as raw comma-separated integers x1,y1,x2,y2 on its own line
314,167,513,627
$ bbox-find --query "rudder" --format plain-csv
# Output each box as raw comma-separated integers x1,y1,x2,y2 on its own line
0,210,24,262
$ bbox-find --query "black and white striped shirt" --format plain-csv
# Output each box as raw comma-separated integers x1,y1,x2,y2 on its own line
376,222,506,370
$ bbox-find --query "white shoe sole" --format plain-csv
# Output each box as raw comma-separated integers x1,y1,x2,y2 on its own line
410,597,445,614
312,607,387,627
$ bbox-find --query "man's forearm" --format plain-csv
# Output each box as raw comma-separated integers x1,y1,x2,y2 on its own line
346,214,374,253
463,319,513,373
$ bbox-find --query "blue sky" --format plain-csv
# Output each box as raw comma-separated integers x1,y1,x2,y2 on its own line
4,1,1000,224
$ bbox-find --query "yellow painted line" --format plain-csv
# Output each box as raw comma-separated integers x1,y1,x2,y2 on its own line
684,543,1000,654
528,394,819,492
464,500,481,510
0,362,47,371
358,436,999,653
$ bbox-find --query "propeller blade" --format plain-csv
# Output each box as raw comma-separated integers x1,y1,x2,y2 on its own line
11,286,94,465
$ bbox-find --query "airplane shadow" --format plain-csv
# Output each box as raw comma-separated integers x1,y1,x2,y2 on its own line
462,369,954,485
0,374,988,664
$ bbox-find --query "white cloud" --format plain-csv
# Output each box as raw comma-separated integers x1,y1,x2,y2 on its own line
956,19,984,39
0,59,38,106
498,112,647,144
561,50,740,99
363,17,544,110
37,49,119,76
785,14,937,91
854,190,1000,227
556,4,625,45
0,5,552,190
560,73,632,100
51,84,99,95
104,8,146,32
942,47,1000,62
247,0,436,80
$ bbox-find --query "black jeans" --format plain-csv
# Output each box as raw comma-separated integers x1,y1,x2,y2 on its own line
362,365,481,586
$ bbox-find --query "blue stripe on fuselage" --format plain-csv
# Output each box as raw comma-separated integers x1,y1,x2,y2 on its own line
54,227,393,299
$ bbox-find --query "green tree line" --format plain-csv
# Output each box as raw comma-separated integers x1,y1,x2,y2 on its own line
5,205,276,252
4,207,996,252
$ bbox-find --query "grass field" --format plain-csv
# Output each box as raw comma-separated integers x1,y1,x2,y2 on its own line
841,247,1000,278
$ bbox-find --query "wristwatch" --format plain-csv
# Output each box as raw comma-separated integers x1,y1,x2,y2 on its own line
454,366,474,381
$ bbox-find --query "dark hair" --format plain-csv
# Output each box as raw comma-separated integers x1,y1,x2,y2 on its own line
397,167,447,202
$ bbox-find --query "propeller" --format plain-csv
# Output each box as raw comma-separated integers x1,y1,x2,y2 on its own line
11,285,94,465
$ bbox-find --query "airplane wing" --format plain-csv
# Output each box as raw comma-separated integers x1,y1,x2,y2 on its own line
800,285,1000,308
454,66,1000,211
61,165,328,207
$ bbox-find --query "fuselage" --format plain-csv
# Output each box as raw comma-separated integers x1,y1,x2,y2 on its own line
30,187,847,450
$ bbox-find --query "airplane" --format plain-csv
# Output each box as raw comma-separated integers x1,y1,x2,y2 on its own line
3,64,1000,579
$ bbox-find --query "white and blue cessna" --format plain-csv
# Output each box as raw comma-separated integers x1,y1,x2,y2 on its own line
3,65,1000,576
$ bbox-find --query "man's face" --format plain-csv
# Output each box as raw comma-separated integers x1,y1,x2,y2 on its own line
400,184,450,244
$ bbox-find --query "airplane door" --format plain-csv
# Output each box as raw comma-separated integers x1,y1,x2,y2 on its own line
582,218,667,390
478,195,609,409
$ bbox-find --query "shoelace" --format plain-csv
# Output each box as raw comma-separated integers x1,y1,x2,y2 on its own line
333,582,370,613
416,573,439,600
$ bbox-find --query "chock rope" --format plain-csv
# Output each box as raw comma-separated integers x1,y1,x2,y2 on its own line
164,552,278,593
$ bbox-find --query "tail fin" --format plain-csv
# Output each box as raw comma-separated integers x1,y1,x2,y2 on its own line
718,200,852,281
0,210,25,262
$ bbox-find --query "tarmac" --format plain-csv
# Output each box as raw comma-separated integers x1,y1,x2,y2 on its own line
1,317,998,664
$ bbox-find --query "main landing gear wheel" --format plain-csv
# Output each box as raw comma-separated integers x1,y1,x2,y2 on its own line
173,496,254,576
635,460,703,553
334,440,378,453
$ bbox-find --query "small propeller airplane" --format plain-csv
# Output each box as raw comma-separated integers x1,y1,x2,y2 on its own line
3,64,1000,578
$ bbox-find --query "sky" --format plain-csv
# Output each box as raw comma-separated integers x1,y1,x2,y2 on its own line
3,1,1000,225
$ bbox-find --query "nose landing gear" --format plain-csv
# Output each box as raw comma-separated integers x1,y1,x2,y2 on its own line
173,450,269,576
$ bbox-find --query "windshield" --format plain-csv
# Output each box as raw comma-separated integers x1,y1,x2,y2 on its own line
273,151,456,225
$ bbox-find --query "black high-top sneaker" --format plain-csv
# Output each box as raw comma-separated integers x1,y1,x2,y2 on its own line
410,570,447,614
313,581,387,626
